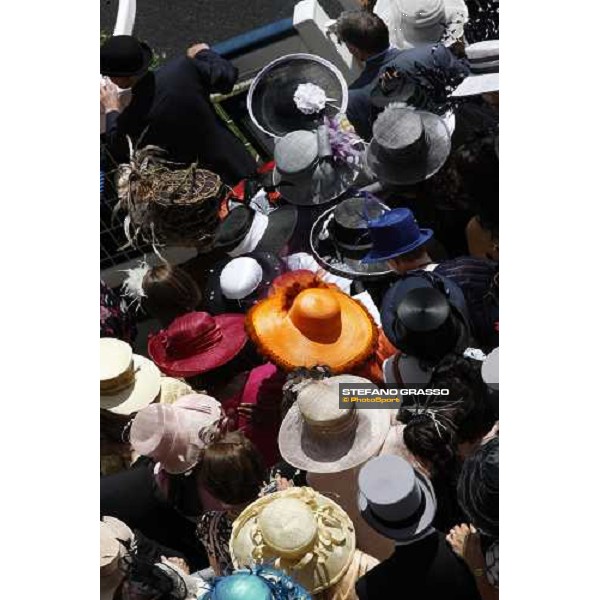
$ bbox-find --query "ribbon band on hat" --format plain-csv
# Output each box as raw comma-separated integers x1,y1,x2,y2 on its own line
305,409,359,437
101,360,136,396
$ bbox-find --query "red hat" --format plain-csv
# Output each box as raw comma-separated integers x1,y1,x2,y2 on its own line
148,311,247,378
222,362,285,467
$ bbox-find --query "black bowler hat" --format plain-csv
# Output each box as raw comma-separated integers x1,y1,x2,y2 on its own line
101,35,153,77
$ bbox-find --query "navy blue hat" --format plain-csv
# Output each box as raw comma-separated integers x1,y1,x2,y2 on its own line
381,271,471,362
362,208,433,264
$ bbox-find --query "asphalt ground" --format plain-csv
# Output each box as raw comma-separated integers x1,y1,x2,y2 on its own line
100,0,344,59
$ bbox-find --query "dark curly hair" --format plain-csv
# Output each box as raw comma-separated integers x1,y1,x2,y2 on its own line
398,408,458,476
428,353,498,444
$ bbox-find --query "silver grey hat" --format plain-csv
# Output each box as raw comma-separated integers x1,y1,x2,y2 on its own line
366,105,451,186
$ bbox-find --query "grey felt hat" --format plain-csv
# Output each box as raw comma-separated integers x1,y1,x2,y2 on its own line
273,130,358,206
366,105,451,186
358,454,437,542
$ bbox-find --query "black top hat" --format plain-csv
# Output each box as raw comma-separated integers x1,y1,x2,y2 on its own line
381,272,471,363
310,194,396,280
247,53,348,138
101,35,153,78
213,204,298,257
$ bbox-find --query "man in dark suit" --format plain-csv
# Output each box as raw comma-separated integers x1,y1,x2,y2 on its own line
355,455,482,600
331,11,469,140
100,36,257,185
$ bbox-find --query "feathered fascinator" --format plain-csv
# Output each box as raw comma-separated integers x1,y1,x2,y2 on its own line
121,259,151,310
199,565,312,600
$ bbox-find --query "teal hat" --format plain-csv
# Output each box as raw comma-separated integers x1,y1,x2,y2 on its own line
200,567,311,600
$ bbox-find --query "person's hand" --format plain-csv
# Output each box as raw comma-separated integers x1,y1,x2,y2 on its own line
187,43,210,58
447,524,486,571
161,556,190,575
236,402,279,424
100,79,121,113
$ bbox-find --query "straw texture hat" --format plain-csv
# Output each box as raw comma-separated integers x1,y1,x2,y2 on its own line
246,271,377,373
278,375,390,473
100,517,134,600
100,338,161,415
159,377,194,405
230,487,356,594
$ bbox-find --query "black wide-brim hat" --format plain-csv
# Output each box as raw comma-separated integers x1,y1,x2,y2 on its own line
247,53,348,138
310,196,395,280
213,204,298,256
366,111,451,186
101,35,153,77
203,251,286,315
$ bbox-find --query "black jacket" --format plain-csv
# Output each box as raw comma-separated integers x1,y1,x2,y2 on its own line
355,531,481,600
104,49,257,185
100,458,208,572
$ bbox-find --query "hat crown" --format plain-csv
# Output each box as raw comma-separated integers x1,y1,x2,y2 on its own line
275,131,319,177
397,287,450,332
400,0,445,25
220,257,263,300
130,403,179,459
372,109,429,164
100,338,136,395
289,289,342,343
100,35,147,76
258,497,318,557
163,312,223,360
212,573,273,600
359,455,424,522
297,379,356,434
368,207,423,257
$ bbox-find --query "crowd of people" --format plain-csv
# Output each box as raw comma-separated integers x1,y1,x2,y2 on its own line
100,1,499,598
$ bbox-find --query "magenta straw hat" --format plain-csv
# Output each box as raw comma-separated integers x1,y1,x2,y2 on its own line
130,394,222,474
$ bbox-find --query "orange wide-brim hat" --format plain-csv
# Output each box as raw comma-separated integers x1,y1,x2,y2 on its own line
246,271,377,373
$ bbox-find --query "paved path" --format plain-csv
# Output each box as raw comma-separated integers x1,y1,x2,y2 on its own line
101,0,344,59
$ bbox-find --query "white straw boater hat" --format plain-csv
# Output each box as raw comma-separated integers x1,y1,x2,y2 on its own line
451,39,499,97
229,487,356,594
100,338,161,415
278,375,390,473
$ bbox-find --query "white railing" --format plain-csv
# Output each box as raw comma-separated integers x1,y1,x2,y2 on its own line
113,0,136,35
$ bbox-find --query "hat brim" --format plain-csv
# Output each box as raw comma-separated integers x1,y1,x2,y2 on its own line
358,470,437,541
247,53,349,138
278,404,390,474
361,229,434,264
451,72,499,97
100,354,161,415
272,163,358,207
365,112,451,186
204,252,286,315
148,314,248,378
310,205,396,281
246,292,377,373
256,205,298,254
101,43,153,78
